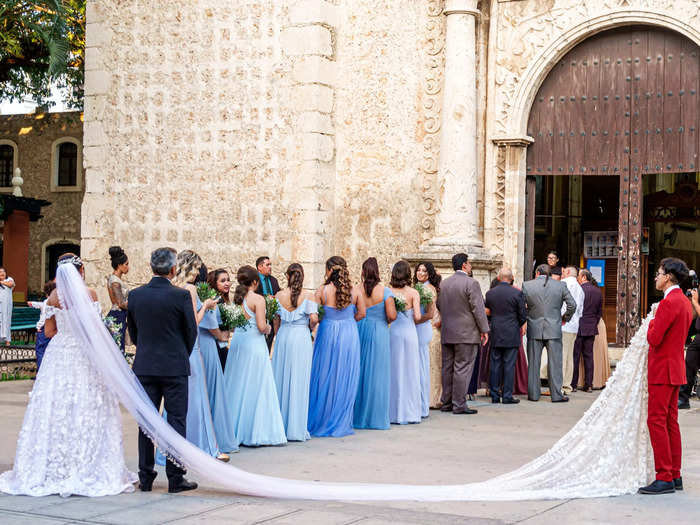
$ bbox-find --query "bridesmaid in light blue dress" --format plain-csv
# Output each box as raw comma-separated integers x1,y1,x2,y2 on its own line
271,263,318,442
223,266,287,446
197,269,238,453
308,256,366,437
353,257,396,430
388,260,426,425
413,262,440,418
159,251,229,464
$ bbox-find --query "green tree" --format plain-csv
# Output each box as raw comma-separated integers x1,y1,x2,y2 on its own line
0,0,85,109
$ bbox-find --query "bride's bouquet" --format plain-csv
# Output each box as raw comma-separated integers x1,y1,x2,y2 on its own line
219,303,248,331
393,292,407,312
414,282,434,307
265,295,280,323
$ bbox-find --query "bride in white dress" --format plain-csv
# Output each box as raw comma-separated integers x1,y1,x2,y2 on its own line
0,254,136,497
1,254,656,501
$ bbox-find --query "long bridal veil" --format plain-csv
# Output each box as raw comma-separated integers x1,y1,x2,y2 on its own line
56,263,653,501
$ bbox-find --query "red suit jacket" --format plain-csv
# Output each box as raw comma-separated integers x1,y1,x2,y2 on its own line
647,288,693,385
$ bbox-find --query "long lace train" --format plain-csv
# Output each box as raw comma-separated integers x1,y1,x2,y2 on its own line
14,263,653,501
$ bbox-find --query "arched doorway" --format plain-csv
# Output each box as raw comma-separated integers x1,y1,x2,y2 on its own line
43,240,80,283
526,26,700,344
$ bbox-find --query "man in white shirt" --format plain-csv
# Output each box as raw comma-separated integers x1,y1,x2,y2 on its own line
561,266,584,394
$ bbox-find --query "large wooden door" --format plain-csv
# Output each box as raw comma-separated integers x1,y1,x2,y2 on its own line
527,26,700,344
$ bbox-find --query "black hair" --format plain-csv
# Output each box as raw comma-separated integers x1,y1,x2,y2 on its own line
579,268,598,287
234,265,259,305
195,263,208,284
413,261,442,294
390,260,412,288
255,256,269,269
451,253,469,272
535,263,551,286
659,257,690,286
108,246,128,270
362,257,381,298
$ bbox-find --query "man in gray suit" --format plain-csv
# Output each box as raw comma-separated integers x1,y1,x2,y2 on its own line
436,253,489,414
522,264,577,402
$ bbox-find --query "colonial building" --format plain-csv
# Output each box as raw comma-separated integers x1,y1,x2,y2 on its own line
82,0,699,358
0,112,84,299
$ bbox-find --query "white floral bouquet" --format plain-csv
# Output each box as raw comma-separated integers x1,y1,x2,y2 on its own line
393,292,407,312
219,303,248,331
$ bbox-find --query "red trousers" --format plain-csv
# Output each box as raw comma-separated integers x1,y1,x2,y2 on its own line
647,384,682,481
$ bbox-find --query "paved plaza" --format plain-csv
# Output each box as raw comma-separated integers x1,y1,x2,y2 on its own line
1,380,700,525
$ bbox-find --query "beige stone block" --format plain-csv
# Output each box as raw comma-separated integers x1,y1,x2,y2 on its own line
84,46,103,71
85,1,104,24
298,111,334,134
289,0,339,27
302,133,334,162
292,56,336,86
294,209,328,233
85,22,109,48
83,121,106,147
84,69,110,97
292,84,334,113
83,146,105,169
84,168,105,194
80,196,107,237
281,26,332,56
83,95,105,122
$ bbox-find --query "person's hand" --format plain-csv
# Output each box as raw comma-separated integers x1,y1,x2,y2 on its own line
692,289,699,306
203,298,218,310
433,319,441,329
480,332,489,345
264,324,272,335
218,330,230,342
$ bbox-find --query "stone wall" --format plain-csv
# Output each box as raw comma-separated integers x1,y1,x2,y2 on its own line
82,0,438,302
0,112,84,294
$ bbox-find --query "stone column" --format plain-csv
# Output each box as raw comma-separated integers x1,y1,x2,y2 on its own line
430,0,480,248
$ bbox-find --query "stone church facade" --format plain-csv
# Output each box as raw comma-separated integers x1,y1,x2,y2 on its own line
82,0,700,354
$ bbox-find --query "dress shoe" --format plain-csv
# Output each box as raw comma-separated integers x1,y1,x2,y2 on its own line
453,407,478,414
571,387,578,392
638,480,675,494
674,477,683,490
168,477,198,494
503,398,520,404
216,453,230,462
138,471,157,492
440,404,453,412
552,396,569,403
491,398,501,404
584,387,593,393
678,401,691,410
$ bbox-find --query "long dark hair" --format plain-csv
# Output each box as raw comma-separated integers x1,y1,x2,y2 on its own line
390,260,412,288
536,263,551,286
361,257,381,297
324,256,351,309
413,261,441,293
233,265,259,305
286,263,304,308
208,268,230,304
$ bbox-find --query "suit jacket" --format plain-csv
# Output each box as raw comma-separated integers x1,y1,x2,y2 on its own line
436,271,489,345
522,275,576,340
255,274,280,297
128,276,197,377
647,288,693,385
484,282,527,348
578,281,603,336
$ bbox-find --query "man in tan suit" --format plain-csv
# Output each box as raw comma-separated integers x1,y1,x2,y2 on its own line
436,253,489,414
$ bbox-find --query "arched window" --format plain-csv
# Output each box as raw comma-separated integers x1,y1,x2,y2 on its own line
0,140,18,189
50,137,82,192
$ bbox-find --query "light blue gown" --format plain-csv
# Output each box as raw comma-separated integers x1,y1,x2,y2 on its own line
223,299,287,446
416,304,433,418
353,287,393,430
389,306,422,424
198,307,239,452
308,300,361,437
271,298,317,441
158,297,221,464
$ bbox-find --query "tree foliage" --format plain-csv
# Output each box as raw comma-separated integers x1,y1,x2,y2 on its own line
0,0,85,109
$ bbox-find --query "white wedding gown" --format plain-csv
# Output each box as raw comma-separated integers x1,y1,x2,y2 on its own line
1,263,654,500
0,300,137,497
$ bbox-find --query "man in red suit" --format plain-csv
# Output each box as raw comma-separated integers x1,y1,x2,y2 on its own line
639,258,693,494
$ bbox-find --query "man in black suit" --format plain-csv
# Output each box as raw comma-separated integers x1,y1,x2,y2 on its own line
484,268,527,404
572,269,603,393
255,255,280,350
127,247,198,493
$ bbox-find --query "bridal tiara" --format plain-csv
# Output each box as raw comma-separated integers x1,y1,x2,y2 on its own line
58,255,83,267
